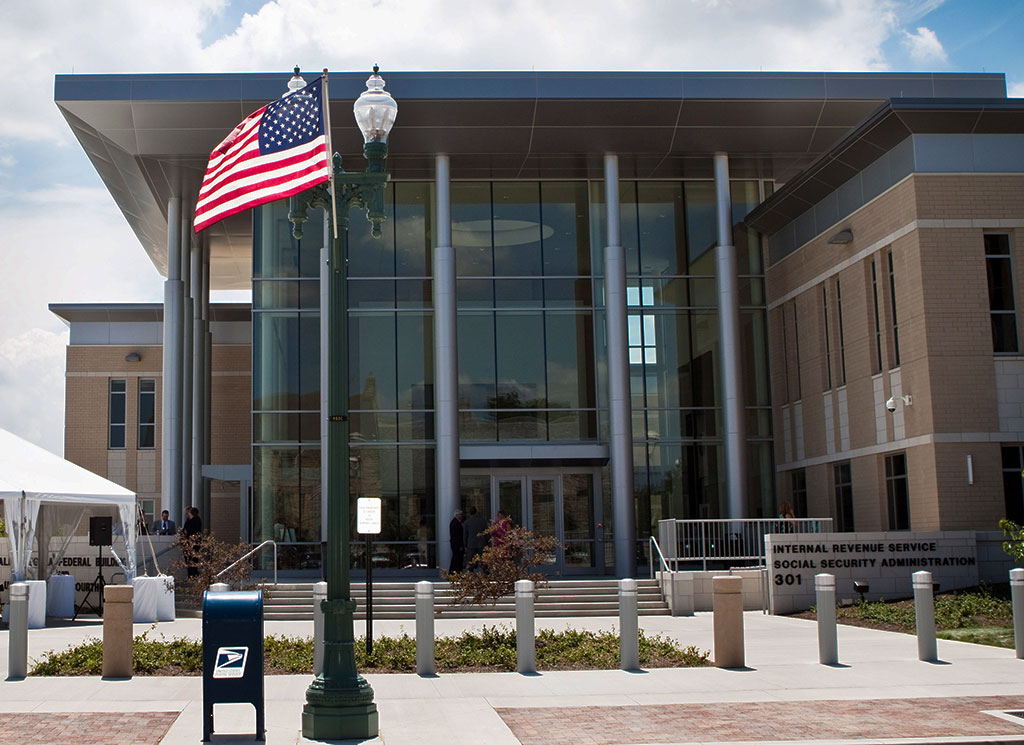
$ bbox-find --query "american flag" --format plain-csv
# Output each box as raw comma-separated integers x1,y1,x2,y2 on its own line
193,76,330,233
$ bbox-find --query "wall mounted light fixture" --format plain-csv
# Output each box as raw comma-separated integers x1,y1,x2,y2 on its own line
828,228,853,244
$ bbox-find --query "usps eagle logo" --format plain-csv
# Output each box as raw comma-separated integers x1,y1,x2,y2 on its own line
213,646,249,679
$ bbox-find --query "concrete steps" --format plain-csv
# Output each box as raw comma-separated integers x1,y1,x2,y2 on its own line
262,578,669,621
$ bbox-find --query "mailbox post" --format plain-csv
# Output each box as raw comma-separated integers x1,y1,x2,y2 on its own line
357,497,382,656
202,590,265,741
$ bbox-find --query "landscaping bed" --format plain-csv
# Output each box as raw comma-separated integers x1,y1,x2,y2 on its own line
30,626,710,676
791,583,1014,646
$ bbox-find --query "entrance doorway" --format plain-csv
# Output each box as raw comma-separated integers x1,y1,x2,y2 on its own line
460,469,603,574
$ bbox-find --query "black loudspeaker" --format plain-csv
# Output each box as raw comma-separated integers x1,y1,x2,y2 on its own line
89,516,113,547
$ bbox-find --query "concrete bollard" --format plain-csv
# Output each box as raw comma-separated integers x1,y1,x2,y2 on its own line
209,582,229,593
102,585,135,678
313,581,327,675
619,578,640,670
1012,569,1024,660
712,575,745,668
7,582,29,679
912,570,937,662
415,581,435,676
815,573,838,665
515,579,535,674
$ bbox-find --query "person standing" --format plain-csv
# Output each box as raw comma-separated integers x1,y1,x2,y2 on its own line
180,506,203,578
464,505,488,565
448,509,466,573
153,509,177,536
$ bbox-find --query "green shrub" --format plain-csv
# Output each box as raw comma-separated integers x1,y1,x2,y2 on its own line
31,626,708,675
834,584,1012,633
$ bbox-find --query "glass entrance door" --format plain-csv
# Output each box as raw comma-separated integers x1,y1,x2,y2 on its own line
478,470,600,574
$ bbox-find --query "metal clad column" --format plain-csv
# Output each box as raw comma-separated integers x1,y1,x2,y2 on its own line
182,206,195,516
714,153,746,520
433,154,459,572
604,154,636,578
162,197,184,523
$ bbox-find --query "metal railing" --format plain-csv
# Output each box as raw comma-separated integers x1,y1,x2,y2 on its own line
657,517,832,571
215,540,278,586
648,535,671,580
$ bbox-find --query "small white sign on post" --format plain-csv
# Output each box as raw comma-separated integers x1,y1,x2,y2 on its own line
356,497,382,535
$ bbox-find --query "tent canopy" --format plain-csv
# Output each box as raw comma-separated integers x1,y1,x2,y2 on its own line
0,427,137,582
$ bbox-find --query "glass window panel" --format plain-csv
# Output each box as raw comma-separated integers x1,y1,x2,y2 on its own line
398,445,435,560
493,182,542,276
540,181,591,276
457,279,494,308
627,315,642,346
395,182,432,277
460,409,496,441
636,182,685,275
545,312,596,411
642,315,657,344
544,278,592,308
653,277,688,307
548,409,597,440
350,314,397,410
253,312,299,411
299,313,320,410
254,202,301,279
1003,445,1022,469
452,182,493,277
741,309,771,407
498,479,524,527
397,312,434,409
739,276,766,307
531,479,557,543
986,233,1011,255
629,348,643,364
300,413,320,442
992,313,1019,354
626,285,640,306
253,446,321,545
396,279,431,308
987,257,1016,310
457,312,496,410
254,280,299,309
349,280,395,309
398,412,434,441
299,280,320,309
348,183,396,277
644,347,657,364
111,379,126,393
689,311,720,407
497,410,545,440
495,312,545,407
690,278,717,307
460,475,492,522
589,182,607,274
495,278,543,306
731,180,764,275
350,411,396,443
618,181,640,275
684,181,717,269
254,413,300,443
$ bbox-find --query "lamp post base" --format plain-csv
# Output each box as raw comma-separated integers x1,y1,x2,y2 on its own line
301,701,378,741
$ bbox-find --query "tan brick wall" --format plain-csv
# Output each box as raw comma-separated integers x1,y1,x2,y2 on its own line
767,172,1024,532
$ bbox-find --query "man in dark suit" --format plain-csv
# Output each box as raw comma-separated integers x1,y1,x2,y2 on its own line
153,510,176,536
448,509,465,573
180,507,203,578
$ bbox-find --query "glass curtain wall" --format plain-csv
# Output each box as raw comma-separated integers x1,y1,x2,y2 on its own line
455,182,598,442
591,179,774,551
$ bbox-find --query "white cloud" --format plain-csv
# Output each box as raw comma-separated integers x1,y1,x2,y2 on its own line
1010,81,1024,99
0,328,69,455
902,26,948,63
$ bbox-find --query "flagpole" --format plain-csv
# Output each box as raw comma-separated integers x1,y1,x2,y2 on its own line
322,69,340,240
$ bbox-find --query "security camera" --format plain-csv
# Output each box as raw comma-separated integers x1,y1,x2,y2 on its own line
886,396,897,413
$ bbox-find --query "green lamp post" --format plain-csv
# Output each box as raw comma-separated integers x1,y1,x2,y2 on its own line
289,65,397,741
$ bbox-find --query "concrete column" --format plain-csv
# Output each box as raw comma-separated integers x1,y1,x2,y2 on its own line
912,570,937,662
7,582,28,679
433,154,459,573
181,205,194,515
604,154,636,578
313,581,327,675
1011,568,1024,659
515,579,535,674
712,575,744,668
713,154,746,520
815,573,838,665
415,581,435,676
619,578,639,670
102,585,134,678
162,196,185,523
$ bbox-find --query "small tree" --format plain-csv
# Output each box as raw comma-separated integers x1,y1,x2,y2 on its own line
168,533,263,608
1000,518,1024,562
446,524,558,605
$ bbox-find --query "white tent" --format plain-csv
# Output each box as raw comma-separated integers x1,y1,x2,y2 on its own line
0,427,137,583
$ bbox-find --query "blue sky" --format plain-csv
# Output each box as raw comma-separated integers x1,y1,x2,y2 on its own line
0,0,1021,454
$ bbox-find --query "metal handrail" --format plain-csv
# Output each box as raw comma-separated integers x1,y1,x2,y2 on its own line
215,540,278,586
648,535,671,580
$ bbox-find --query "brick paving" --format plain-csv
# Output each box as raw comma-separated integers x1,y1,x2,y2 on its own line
0,712,179,745
497,696,1024,744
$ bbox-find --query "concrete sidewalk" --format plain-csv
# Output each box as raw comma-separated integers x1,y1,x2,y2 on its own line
2,612,1024,744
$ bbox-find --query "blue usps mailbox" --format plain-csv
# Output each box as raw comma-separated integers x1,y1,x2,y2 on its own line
202,590,265,741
